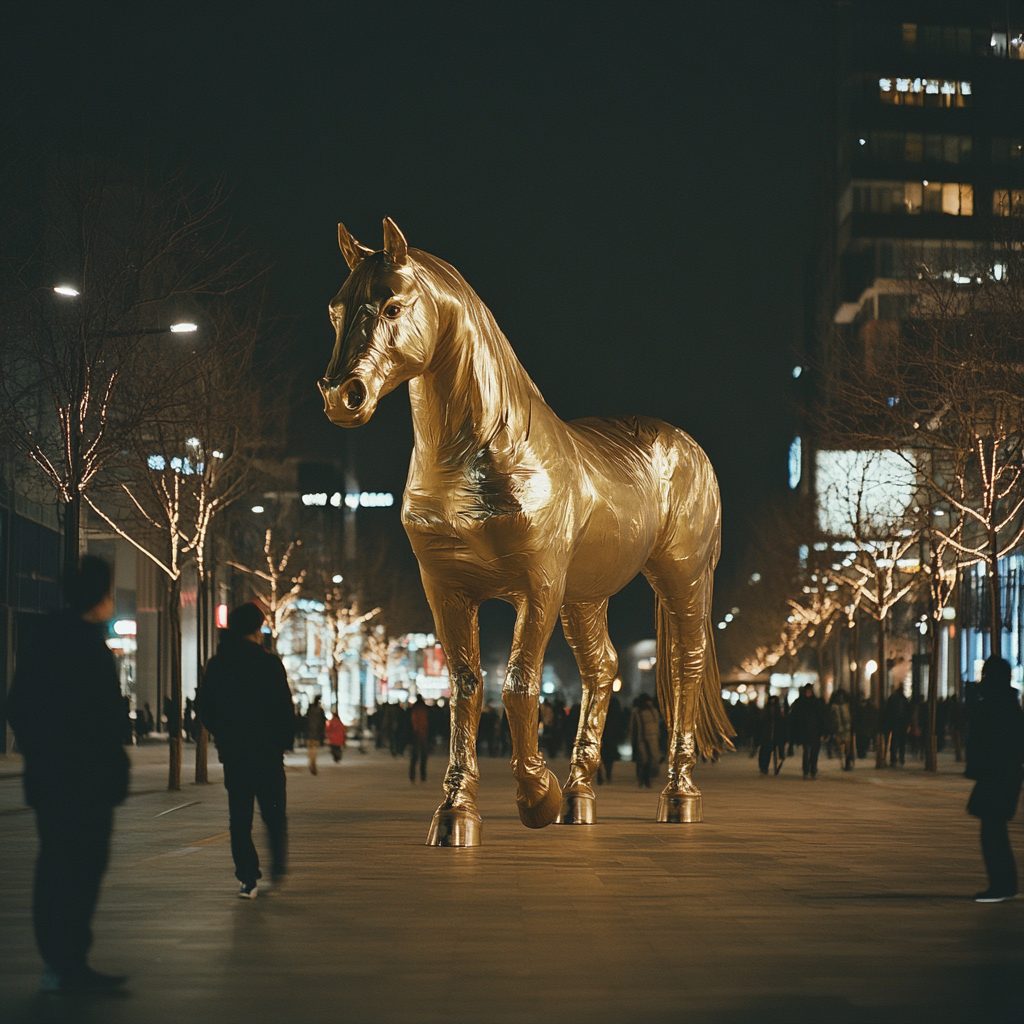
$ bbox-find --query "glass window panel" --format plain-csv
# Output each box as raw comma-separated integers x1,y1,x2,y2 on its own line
902,23,917,52
959,183,973,216
1011,32,1024,59
993,137,1010,164
956,28,971,53
991,31,1007,57
994,189,1010,216
924,134,943,162
904,133,923,161
904,181,923,213
959,136,972,162
1012,140,1023,166
923,25,941,51
943,27,957,51
943,136,959,163
924,181,943,213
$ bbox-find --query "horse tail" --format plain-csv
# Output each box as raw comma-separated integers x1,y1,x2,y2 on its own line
655,592,736,761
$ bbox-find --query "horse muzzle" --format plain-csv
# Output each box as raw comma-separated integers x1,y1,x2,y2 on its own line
319,376,377,427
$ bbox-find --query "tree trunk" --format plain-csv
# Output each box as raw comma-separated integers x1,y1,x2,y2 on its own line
194,565,209,784
167,576,183,791
875,616,887,769
61,493,81,583
987,536,1002,657
925,619,940,772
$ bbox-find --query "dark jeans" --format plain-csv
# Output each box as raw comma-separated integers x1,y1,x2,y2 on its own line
223,759,287,885
758,743,785,773
889,729,907,765
33,803,113,975
410,736,428,781
802,739,822,777
980,817,1018,895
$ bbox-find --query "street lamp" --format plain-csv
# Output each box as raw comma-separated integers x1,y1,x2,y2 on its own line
53,285,80,297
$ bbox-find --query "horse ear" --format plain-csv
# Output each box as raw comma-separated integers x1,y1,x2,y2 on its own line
338,222,373,271
382,216,408,269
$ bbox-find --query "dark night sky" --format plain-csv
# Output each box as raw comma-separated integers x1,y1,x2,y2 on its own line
4,1,827,653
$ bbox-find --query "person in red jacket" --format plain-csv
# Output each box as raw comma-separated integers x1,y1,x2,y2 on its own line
325,712,347,762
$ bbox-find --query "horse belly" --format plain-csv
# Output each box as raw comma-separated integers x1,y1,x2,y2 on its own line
562,502,657,603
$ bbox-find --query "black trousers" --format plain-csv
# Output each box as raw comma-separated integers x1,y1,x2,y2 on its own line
223,759,287,885
889,729,907,765
409,737,428,781
758,742,784,773
980,817,1018,895
802,740,822,777
33,803,113,975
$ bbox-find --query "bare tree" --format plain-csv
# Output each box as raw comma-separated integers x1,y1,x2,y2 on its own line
0,155,262,579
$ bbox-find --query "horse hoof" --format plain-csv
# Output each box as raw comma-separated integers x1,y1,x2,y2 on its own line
656,792,702,823
555,791,596,824
517,769,562,829
426,806,482,847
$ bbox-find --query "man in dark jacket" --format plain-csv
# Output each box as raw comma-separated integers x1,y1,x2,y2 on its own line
965,656,1024,902
788,684,829,778
5,557,130,995
196,603,294,899
883,684,911,766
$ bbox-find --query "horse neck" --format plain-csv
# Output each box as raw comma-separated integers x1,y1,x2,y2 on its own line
410,267,543,463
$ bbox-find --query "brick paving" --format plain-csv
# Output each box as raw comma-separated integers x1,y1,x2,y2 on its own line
0,739,1021,1024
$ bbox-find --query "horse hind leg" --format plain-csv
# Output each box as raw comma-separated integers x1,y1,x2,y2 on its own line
555,600,616,825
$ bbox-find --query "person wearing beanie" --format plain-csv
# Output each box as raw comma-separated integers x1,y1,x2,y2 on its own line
5,556,130,995
196,603,294,899
965,656,1024,902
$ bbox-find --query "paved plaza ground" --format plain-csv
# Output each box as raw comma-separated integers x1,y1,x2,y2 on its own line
0,738,1021,1024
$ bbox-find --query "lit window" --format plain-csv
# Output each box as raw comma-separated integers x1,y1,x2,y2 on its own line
1012,33,1024,60
878,76,969,107
147,455,166,471
993,189,1024,216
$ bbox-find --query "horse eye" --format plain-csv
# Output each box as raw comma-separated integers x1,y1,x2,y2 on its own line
383,304,402,319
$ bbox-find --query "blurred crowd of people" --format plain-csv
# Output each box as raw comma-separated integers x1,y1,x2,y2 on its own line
725,684,969,777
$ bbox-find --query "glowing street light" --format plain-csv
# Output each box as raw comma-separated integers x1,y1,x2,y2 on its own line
53,285,80,297
170,322,198,333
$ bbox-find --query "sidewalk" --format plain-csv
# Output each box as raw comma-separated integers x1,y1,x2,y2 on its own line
0,742,1021,1024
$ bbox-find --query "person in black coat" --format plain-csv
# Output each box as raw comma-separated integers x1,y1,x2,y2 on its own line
757,694,788,775
788,684,829,778
5,557,130,995
196,603,294,899
965,656,1024,902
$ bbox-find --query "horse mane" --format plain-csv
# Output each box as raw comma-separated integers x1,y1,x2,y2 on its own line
411,250,547,449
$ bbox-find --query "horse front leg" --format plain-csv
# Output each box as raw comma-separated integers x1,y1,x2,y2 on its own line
555,600,615,825
422,584,484,847
502,590,564,829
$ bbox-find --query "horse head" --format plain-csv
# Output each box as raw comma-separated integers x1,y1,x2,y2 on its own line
319,217,439,427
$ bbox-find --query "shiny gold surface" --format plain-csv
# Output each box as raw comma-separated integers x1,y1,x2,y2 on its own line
321,219,735,844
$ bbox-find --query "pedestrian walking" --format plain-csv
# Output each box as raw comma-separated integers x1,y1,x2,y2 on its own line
965,657,1024,902
409,695,430,782
789,684,829,778
326,711,347,762
883,685,911,766
597,695,623,784
757,694,787,775
306,695,327,775
5,556,130,996
196,603,294,899
830,689,854,770
630,693,661,788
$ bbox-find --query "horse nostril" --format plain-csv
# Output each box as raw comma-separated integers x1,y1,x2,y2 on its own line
345,380,366,410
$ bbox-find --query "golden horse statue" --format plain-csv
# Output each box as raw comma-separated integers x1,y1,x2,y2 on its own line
320,218,734,846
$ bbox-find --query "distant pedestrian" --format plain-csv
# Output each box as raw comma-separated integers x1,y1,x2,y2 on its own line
630,693,661,788
598,695,623,784
830,690,854,770
306,696,327,775
790,684,829,778
965,657,1024,903
883,685,911,766
409,695,430,782
5,556,130,995
197,603,294,899
757,694,787,775
326,711,347,762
